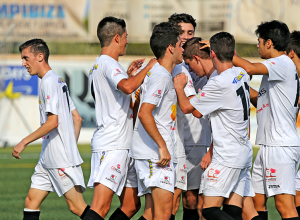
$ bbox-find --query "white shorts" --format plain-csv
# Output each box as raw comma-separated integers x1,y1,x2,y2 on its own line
185,145,208,190
252,145,300,197
31,162,86,197
135,159,175,196
87,150,130,196
295,169,300,191
201,162,248,198
125,158,138,188
175,157,187,191
234,167,255,197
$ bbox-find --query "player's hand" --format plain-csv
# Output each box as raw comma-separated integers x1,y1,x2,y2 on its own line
146,58,157,69
156,146,171,167
200,151,212,171
127,58,145,77
199,40,210,49
173,73,188,90
12,140,26,159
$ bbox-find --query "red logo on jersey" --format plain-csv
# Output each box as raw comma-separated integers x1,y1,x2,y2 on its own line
201,92,205,97
158,90,161,94
116,69,121,72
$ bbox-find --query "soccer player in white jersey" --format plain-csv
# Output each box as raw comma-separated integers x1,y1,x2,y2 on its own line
168,14,212,220
232,21,300,220
12,39,89,220
174,32,253,220
286,30,300,218
130,22,183,220
83,17,157,220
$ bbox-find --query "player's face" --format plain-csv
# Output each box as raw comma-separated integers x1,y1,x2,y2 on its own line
184,57,205,77
178,23,194,46
120,29,128,56
174,38,184,64
257,37,267,59
21,46,39,76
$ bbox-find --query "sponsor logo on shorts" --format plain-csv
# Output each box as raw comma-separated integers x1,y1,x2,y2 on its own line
148,160,153,178
180,164,187,173
232,72,245,84
58,168,68,180
152,90,162,98
207,168,220,182
106,174,117,185
163,164,173,172
177,176,186,184
265,168,276,182
268,185,280,189
160,176,172,186
111,164,121,174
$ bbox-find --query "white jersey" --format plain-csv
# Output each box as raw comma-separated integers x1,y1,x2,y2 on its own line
184,72,211,146
130,63,177,163
89,55,133,152
171,64,196,157
255,55,300,146
190,67,252,169
38,70,83,168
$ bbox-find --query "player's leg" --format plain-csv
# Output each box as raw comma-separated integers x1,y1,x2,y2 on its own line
110,158,141,220
171,187,182,219
202,196,234,220
182,190,199,217
197,194,205,219
151,186,173,220
296,190,300,217
223,192,243,220
23,188,49,220
139,193,154,220
274,194,298,219
242,197,262,220
64,185,90,218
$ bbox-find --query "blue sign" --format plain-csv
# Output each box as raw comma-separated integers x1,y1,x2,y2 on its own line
0,65,38,96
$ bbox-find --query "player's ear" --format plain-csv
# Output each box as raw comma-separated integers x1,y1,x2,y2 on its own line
193,55,200,63
266,39,273,49
168,44,175,54
210,50,216,59
37,53,44,62
114,34,121,43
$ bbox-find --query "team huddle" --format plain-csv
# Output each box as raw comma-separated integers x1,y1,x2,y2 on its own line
11,12,300,220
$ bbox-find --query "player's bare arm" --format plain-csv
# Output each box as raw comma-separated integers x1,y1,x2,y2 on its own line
174,73,200,115
12,113,58,159
72,109,82,143
232,55,269,76
138,103,171,167
200,142,213,171
249,87,258,108
118,58,157,95
132,89,141,128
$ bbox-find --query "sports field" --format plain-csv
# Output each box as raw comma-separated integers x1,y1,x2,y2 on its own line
0,145,281,220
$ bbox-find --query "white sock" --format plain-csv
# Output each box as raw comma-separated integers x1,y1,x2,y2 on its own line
24,208,40,212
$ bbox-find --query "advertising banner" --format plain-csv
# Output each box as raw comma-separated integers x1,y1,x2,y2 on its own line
0,0,88,42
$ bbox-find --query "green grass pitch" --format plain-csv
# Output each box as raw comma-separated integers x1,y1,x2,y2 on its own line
0,145,281,219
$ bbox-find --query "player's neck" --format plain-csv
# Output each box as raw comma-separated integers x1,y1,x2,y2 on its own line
158,57,176,74
214,60,233,75
265,49,285,59
38,64,52,79
201,59,214,78
100,47,121,62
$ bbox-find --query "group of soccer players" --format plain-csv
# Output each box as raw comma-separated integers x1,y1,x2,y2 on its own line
11,12,300,220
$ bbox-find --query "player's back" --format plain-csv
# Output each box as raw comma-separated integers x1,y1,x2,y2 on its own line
39,70,83,168
256,55,300,146
89,55,133,152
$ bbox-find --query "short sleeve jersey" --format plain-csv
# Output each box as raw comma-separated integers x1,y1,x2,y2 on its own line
184,71,212,147
130,63,178,163
171,64,196,157
255,55,300,146
38,70,83,168
190,67,252,168
89,55,133,152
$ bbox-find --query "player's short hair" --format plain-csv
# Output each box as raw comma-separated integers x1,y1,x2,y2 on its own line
150,22,181,59
286,31,300,58
210,32,235,62
183,37,210,60
97,16,126,47
255,20,290,52
19,39,50,63
168,13,196,30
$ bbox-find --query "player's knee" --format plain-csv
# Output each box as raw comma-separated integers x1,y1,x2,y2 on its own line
274,199,292,216
185,194,198,209
68,204,81,216
25,196,38,210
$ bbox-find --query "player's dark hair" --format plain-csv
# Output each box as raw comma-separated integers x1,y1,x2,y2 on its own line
168,13,196,30
183,37,210,60
19,39,50,63
286,31,300,58
150,22,181,59
97,16,126,47
210,32,235,62
255,20,290,51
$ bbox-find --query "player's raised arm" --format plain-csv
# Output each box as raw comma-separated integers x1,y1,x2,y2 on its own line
232,54,268,76
117,58,157,95
173,73,198,115
249,87,259,108
12,113,58,159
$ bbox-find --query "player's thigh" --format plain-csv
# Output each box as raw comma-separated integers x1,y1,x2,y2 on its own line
252,193,267,211
182,189,198,208
25,188,50,209
202,195,224,208
151,187,173,214
296,190,300,207
119,186,141,215
63,185,86,212
223,192,243,208
91,183,115,212
274,194,298,218
242,196,259,220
